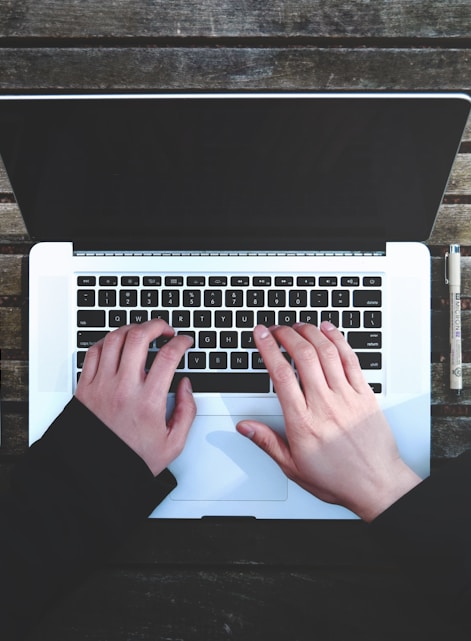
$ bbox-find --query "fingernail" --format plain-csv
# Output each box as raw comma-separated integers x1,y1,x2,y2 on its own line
237,422,255,439
321,320,336,331
256,325,270,339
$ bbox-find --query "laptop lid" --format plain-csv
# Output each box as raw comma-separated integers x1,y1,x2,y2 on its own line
0,93,469,251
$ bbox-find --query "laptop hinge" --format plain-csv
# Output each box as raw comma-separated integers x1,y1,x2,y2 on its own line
73,248,386,257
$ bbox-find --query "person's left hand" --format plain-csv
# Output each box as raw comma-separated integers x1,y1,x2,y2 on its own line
75,319,196,476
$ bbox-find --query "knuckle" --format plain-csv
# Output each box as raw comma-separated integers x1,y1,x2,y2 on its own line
317,340,338,361
271,360,294,385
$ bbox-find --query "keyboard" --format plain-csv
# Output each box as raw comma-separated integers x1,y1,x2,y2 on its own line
76,273,383,394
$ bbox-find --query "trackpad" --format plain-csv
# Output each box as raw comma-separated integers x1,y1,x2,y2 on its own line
169,415,288,501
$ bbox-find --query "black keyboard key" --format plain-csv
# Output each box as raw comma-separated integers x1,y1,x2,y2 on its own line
231,352,249,369
99,289,117,307
143,276,161,286
151,310,170,323
364,311,382,328
122,276,139,286
77,310,105,327
165,276,183,286
268,290,286,307
162,290,180,307
275,276,293,286
194,311,212,327
77,276,96,286
241,331,255,348
253,276,271,286
278,311,296,326
247,290,265,307
332,290,350,307
77,290,95,307
348,332,382,349
300,311,318,325
342,311,360,328
188,351,206,369
205,290,223,307
297,276,315,286
199,331,217,348
357,352,382,370
353,290,382,307
231,276,249,286
77,351,87,368
289,290,307,307
141,290,159,307
209,352,227,369
209,276,227,286
215,311,233,327
257,311,276,327
172,310,190,327
236,311,254,328
363,277,382,287
109,310,127,327
120,290,138,307
310,290,328,307
184,290,201,307
77,331,108,348
341,277,360,287
170,372,270,393
319,277,337,286
100,276,118,286
369,383,382,394
220,331,238,348
321,311,339,326
226,290,244,307
130,310,148,324
187,276,205,286
252,352,266,369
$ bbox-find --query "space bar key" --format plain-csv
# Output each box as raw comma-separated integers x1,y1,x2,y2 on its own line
170,373,270,393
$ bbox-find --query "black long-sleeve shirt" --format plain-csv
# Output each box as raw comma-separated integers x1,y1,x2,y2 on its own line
0,398,176,639
1,398,471,638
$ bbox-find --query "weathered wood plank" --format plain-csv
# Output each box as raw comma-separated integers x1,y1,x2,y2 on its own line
1,0,471,40
1,361,28,403
446,154,471,194
429,204,471,245
0,203,29,240
28,565,438,641
0,254,23,296
0,48,470,92
0,307,23,349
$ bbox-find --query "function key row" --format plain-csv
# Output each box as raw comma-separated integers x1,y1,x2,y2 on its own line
77,275,382,288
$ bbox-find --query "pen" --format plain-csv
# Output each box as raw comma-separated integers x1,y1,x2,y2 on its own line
445,244,462,395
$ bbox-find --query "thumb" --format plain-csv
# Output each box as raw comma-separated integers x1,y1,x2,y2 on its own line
236,419,292,471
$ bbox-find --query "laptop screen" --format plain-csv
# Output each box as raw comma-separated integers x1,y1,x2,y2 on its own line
0,95,468,250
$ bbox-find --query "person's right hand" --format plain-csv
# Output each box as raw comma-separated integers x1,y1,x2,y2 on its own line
237,322,422,522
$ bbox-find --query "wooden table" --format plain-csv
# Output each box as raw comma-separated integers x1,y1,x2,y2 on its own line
1,2,470,639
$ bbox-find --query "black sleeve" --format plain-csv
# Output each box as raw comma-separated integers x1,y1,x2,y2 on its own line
369,450,471,633
0,397,177,640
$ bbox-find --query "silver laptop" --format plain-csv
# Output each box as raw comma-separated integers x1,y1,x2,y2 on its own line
1,92,469,519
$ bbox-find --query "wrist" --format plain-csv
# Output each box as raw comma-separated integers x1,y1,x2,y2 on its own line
357,462,422,523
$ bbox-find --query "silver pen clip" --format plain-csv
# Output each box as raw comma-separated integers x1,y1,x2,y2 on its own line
444,250,449,285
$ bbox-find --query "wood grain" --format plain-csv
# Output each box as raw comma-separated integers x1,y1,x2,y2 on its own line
0,0,470,40
0,47,470,92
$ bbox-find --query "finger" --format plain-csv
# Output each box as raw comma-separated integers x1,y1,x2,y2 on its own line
319,321,370,393
288,323,347,394
145,333,194,394
253,325,307,422
118,319,175,380
166,377,197,454
78,339,104,387
237,419,294,476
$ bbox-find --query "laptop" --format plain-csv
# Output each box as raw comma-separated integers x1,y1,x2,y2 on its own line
1,92,469,519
